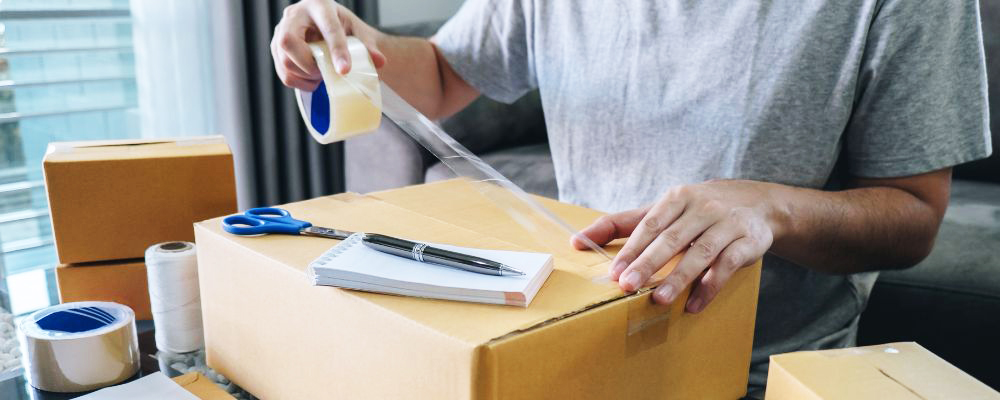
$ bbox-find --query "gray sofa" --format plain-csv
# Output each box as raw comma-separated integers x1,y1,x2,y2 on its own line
346,8,1000,390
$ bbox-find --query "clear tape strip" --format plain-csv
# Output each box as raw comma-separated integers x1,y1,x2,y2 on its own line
377,85,612,261
297,37,612,269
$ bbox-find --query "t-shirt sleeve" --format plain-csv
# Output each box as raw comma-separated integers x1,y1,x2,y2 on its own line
844,0,992,178
431,0,537,104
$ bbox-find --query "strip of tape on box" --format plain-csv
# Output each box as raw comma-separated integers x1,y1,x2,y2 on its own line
294,37,613,270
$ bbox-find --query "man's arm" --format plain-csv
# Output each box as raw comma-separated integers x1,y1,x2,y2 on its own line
271,0,478,118
573,168,952,313
769,169,951,273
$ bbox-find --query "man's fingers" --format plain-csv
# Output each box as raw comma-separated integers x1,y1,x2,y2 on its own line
276,20,321,78
273,50,322,90
280,70,322,91
306,2,351,74
651,217,741,304
274,36,320,81
355,28,387,68
617,211,713,291
572,207,649,250
610,193,686,279
684,236,761,312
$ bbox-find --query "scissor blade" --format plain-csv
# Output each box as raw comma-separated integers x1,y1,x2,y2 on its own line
301,226,354,240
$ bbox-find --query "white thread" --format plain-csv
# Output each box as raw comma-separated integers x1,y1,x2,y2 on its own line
145,242,204,353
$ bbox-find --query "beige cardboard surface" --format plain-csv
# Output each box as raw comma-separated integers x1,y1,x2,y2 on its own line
55,260,152,320
370,179,615,268
196,180,761,399
173,372,236,400
44,136,237,264
766,342,1000,400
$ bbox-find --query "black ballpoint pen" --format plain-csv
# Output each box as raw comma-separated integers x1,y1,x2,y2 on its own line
360,233,525,276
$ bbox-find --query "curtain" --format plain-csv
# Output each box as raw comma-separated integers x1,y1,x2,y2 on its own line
210,0,371,209
130,0,217,139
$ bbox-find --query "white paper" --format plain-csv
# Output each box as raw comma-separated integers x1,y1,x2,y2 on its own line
75,372,199,400
309,233,554,306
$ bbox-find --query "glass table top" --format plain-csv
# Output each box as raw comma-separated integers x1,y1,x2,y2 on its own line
1,321,254,400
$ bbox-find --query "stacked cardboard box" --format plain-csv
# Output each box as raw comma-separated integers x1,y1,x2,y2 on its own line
44,136,237,320
195,179,763,398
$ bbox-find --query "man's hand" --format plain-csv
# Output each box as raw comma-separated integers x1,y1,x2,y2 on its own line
271,0,386,91
572,169,950,314
270,0,478,118
574,180,782,313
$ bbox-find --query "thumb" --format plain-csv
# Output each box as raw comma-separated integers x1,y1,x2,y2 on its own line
369,47,387,69
571,207,649,250
355,31,386,69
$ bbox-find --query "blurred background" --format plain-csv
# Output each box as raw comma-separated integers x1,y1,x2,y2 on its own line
0,6,996,388
0,0,464,317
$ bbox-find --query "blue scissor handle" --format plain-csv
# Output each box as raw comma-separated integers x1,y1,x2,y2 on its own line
221,207,312,236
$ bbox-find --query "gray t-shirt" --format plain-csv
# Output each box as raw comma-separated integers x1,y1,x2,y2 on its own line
434,0,992,391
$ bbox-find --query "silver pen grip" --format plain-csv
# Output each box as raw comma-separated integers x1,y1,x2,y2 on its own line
361,233,504,276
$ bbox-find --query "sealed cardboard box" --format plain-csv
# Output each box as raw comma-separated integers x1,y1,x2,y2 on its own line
55,260,152,320
195,179,762,399
43,136,237,264
766,342,1000,399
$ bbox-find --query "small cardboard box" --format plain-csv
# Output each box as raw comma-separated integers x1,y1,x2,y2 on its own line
194,179,762,399
43,136,237,264
55,260,152,320
766,342,1000,399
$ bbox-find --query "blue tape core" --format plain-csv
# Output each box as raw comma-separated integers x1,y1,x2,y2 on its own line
310,81,330,135
36,307,116,333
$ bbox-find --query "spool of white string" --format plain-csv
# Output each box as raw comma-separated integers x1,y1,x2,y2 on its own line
145,241,203,353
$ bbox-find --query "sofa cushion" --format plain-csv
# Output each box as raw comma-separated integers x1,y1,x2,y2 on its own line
878,180,1000,296
858,179,1000,390
424,143,558,199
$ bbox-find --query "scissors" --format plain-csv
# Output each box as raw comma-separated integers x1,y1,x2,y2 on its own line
222,207,354,240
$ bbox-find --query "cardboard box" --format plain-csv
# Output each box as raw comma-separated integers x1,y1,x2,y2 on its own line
766,342,1000,399
55,259,152,320
194,179,762,399
173,372,237,400
43,136,237,264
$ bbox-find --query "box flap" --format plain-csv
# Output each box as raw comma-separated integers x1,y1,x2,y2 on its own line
195,181,645,345
44,136,229,162
769,342,1000,399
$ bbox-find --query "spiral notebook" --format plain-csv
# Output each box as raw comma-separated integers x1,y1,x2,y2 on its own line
308,233,554,307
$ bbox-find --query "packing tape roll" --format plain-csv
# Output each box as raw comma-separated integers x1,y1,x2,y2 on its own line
18,301,140,393
145,241,204,354
295,37,382,144
294,37,612,267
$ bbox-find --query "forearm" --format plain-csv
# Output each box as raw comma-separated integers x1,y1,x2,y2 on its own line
767,179,947,274
375,34,478,119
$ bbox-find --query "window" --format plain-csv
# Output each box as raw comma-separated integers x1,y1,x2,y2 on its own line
0,0,140,315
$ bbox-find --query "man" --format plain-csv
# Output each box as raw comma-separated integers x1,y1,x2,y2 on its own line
271,0,992,393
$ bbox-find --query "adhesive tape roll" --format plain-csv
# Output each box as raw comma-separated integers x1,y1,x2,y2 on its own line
295,37,382,144
18,301,139,392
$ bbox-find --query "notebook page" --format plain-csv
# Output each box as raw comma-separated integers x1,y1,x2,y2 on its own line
310,233,551,294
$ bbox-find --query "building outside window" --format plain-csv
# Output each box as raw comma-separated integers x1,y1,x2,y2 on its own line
0,0,141,315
